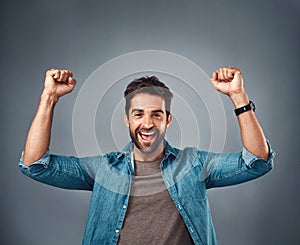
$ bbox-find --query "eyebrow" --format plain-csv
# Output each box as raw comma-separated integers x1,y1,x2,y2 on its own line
131,109,143,114
131,109,165,114
151,109,164,114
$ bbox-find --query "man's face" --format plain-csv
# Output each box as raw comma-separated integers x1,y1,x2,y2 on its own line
125,93,172,159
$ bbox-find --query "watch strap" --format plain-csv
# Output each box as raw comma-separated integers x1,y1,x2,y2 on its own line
234,101,255,116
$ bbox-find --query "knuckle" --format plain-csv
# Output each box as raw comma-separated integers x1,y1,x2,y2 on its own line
46,69,54,74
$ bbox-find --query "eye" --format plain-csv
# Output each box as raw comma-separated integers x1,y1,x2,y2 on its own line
152,113,163,119
133,113,143,118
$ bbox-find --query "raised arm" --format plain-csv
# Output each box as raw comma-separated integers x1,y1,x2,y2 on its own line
22,69,76,166
210,67,269,160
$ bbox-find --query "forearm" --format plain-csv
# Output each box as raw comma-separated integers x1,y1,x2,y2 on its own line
22,69,76,165
210,67,270,161
231,92,269,161
22,92,57,165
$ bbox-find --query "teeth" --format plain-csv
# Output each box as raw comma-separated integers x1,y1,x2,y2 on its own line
140,132,155,136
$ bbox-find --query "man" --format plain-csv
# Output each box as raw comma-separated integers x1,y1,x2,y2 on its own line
19,67,275,245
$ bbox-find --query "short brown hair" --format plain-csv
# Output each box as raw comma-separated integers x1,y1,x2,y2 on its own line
124,76,173,117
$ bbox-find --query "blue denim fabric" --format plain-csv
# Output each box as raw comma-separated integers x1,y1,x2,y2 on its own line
19,141,275,245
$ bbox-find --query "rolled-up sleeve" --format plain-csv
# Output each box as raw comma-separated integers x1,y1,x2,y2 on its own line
242,141,275,168
19,150,99,191
204,141,275,189
19,150,51,175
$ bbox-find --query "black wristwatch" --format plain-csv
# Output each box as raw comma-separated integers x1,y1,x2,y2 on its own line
234,101,255,116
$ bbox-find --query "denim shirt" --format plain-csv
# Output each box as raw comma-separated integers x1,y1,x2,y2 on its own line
19,141,275,245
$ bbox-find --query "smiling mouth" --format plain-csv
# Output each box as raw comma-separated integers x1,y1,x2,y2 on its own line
139,131,156,142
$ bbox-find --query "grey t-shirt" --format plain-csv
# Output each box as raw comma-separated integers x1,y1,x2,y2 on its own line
118,158,194,245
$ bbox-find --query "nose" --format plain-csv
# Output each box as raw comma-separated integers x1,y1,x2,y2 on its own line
142,114,153,129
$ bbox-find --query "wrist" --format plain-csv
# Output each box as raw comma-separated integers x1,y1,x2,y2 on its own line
40,91,59,107
230,91,249,108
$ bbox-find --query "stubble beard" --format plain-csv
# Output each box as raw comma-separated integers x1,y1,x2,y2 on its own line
129,126,166,155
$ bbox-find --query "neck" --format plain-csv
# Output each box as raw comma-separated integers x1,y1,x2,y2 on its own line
133,143,165,162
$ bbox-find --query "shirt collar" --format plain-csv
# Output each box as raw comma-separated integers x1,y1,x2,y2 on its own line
118,140,178,160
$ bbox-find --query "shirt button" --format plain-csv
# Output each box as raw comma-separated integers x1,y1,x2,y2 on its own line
123,205,127,209
115,229,120,234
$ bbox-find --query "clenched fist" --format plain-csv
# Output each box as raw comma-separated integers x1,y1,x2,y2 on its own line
210,67,250,108
43,69,76,101
210,67,245,97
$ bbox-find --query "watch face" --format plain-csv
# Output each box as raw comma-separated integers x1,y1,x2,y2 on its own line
250,101,255,111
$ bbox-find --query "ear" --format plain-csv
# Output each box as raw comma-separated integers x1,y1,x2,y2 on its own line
166,113,172,128
124,113,129,127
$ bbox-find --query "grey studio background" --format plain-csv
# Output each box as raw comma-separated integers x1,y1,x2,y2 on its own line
1,0,299,244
